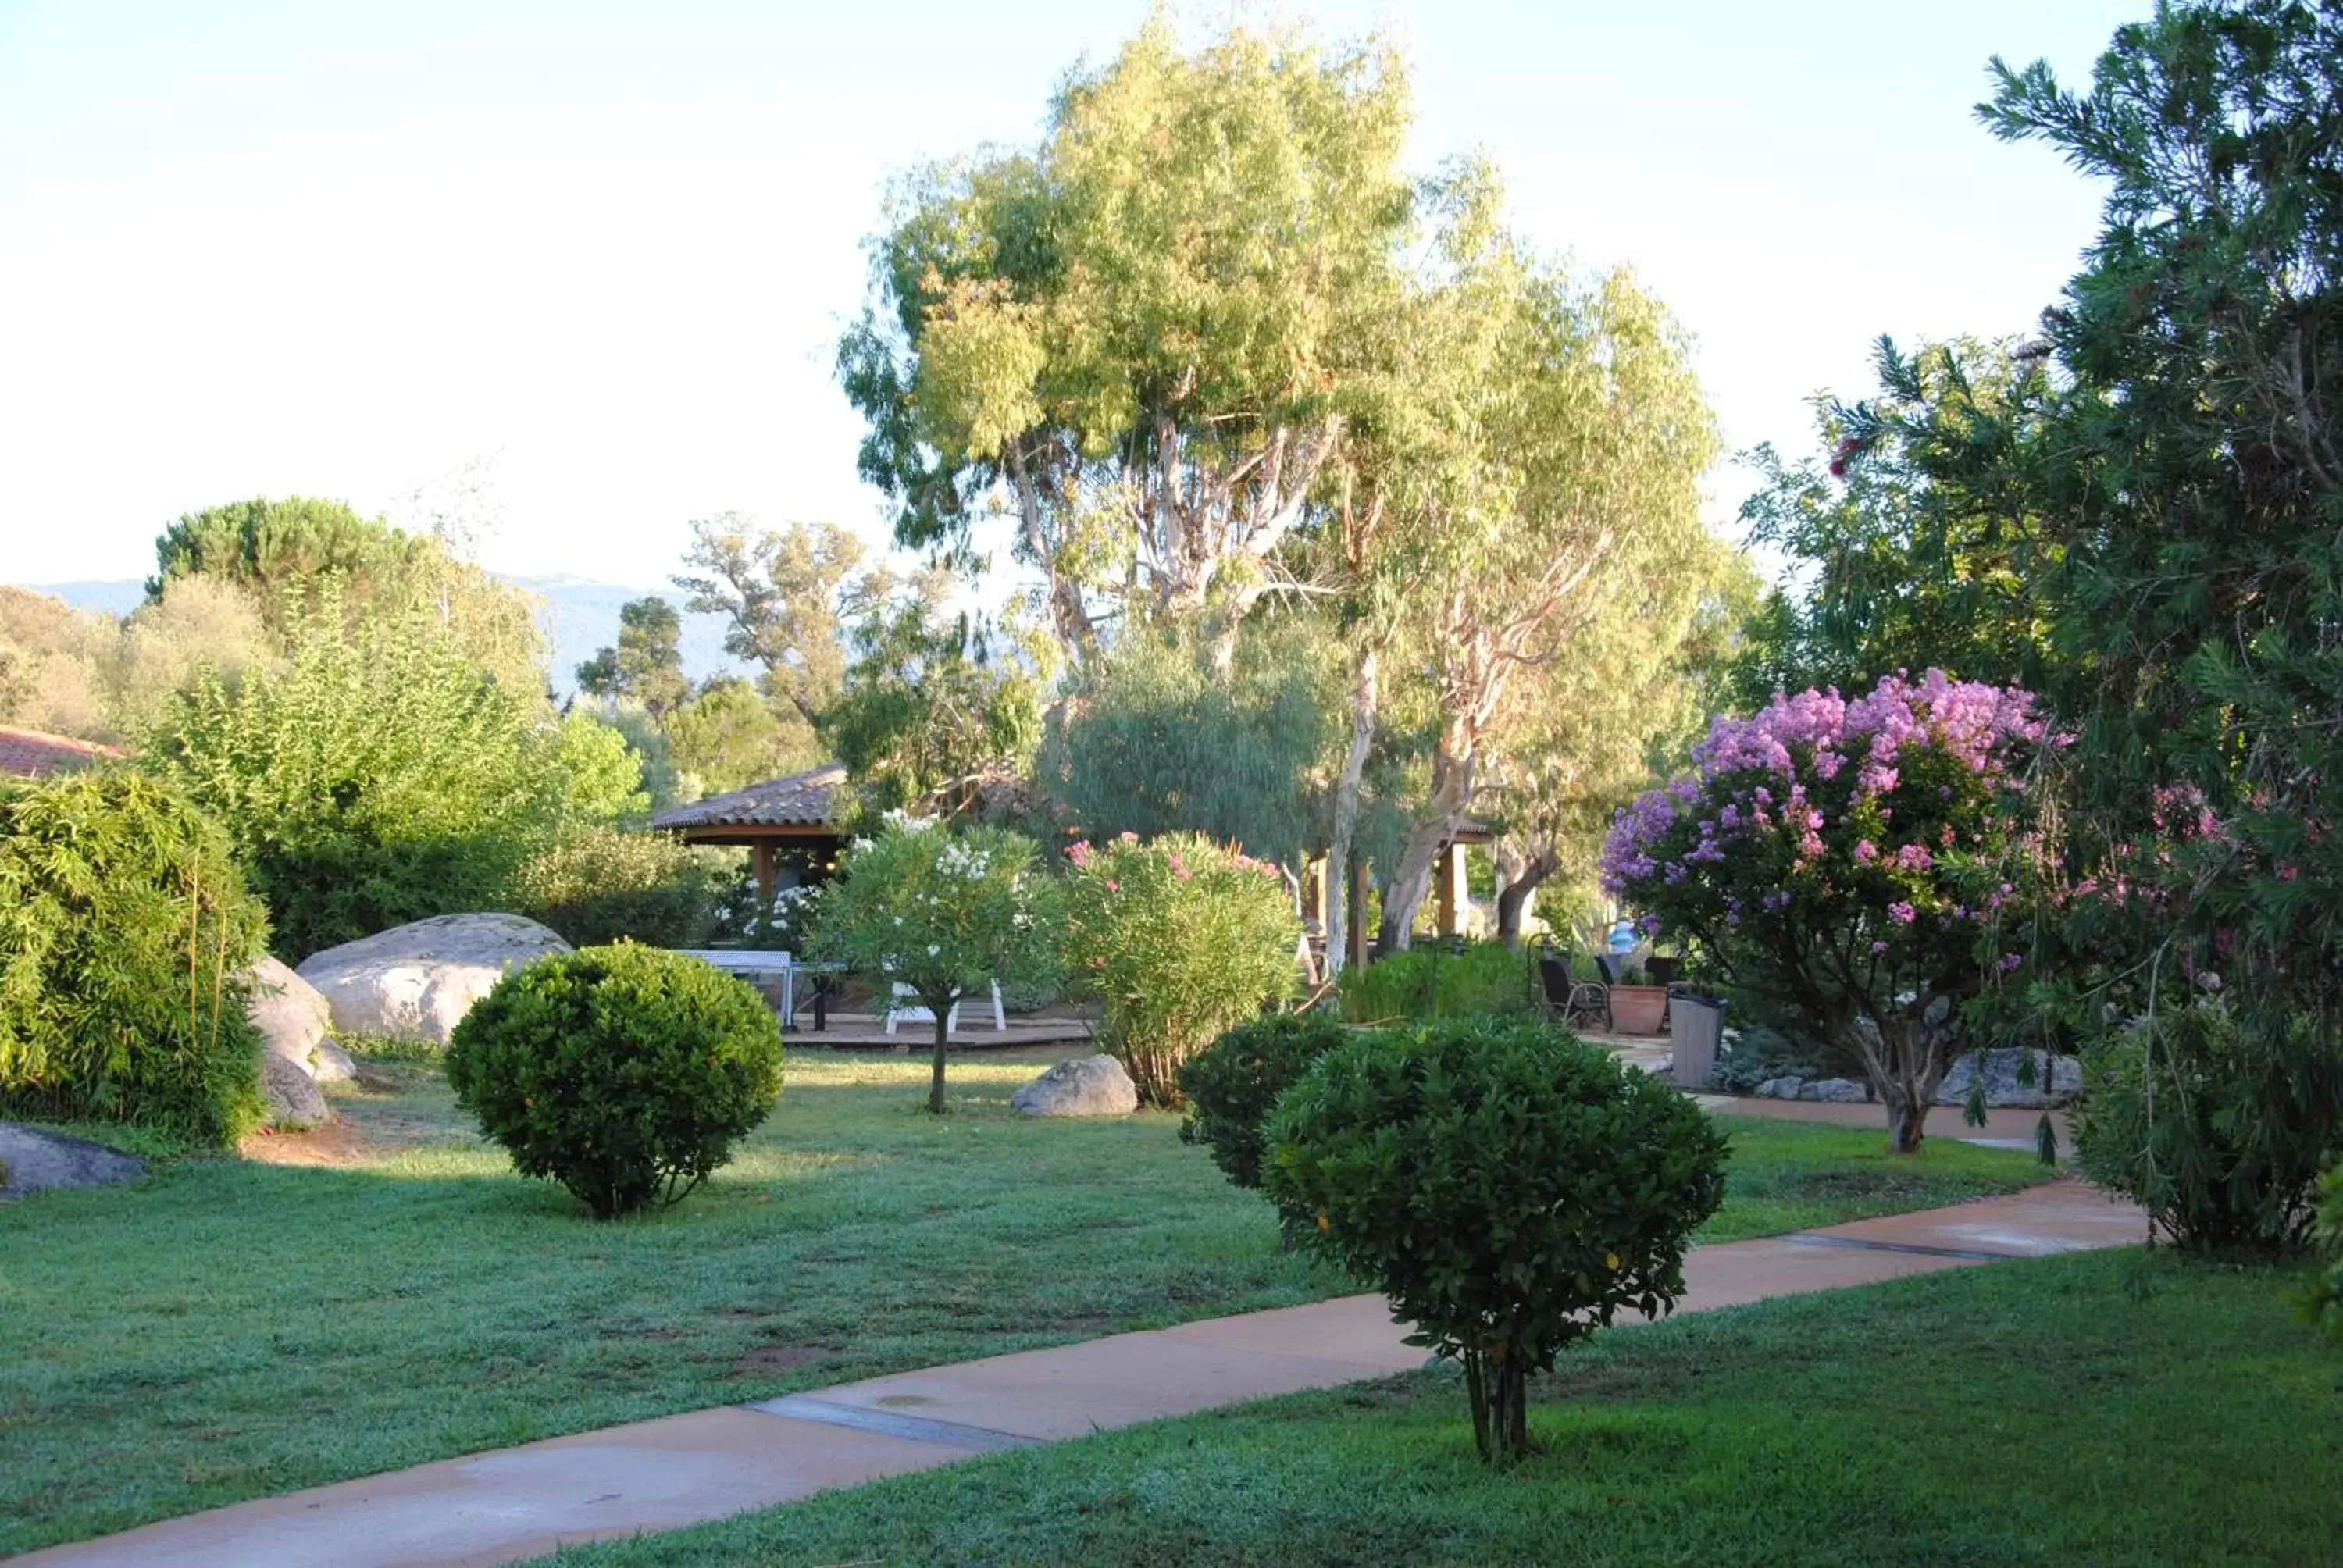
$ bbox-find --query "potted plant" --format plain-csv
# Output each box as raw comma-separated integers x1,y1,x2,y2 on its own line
1606,964,1668,1035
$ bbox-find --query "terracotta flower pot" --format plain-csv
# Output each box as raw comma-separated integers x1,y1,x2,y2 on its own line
1607,985,1668,1036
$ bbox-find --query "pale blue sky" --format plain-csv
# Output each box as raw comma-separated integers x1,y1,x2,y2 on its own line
0,0,2142,589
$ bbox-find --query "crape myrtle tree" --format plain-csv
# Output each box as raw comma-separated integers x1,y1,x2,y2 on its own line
811,817,1061,1114
839,13,1415,669
1831,1,2343,1235
1604,672,2055,1153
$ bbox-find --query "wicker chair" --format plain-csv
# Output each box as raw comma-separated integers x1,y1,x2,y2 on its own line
1532,939,1611,1034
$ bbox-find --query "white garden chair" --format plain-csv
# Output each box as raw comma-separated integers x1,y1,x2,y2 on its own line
883,979,1007,1035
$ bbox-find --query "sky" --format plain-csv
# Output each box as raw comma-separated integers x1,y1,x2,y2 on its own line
0,0,2145,592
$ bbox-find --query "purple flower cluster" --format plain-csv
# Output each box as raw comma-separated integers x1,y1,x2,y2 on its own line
1600,671,2048,899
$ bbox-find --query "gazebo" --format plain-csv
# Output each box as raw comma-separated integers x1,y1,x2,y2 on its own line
648,762,849,904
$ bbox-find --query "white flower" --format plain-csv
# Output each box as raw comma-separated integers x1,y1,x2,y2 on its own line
926,944,940,957
892,915,904,926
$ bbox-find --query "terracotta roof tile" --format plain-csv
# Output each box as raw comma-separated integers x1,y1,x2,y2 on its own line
649,762,847,831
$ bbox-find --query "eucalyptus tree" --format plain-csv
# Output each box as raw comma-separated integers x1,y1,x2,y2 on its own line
672,515,880,726
1375,263,1722,949
838,15,1415,669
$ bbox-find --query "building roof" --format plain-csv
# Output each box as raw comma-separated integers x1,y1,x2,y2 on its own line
0,726,124,779
649,762,847,833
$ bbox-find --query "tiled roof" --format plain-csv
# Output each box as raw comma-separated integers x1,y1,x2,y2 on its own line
649,762,847,831
0,726,123,778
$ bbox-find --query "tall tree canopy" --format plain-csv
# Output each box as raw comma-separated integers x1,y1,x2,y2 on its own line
576,596,690,719
840,13,1416,665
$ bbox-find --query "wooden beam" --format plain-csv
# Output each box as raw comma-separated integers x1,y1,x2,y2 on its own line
752,843,778,908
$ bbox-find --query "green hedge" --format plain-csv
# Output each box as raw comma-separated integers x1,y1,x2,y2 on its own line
1178,1010,1353,1190
505,826,726,949
0,772,269,1146
1336,942,1532,1024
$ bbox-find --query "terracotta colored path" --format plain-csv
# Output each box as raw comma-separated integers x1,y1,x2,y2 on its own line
21,1180,2145,1568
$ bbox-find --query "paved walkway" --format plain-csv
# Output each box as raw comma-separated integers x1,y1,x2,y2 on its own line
22,1180,2145,1568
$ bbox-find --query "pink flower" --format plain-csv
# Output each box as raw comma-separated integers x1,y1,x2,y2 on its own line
1887,901,1917,924
1871,940,1888,953
1854,839,1878,864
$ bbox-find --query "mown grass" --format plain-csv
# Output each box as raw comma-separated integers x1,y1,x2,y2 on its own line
1,1053,2049,1555
545,1248,2343,1568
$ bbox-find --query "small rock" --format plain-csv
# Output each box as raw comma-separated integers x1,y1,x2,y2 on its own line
1801,1077,1869,1103
1011,1055,1139,1117
308,1036,357,1085
1755,1075,1805,1100
262,1053,333,1130
1652,1053,1674,1078
0,1122,144,1199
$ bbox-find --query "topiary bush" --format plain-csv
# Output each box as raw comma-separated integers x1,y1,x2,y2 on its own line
1263,1017,1729,1463
1178,1009,1354,1190
444,943,783,1218
0,771,271,1146
1062,832,1300,1107
505,825,726,949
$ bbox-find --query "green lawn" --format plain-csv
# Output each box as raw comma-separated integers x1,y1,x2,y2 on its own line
544,1249,2343,1568
0,1052,2049,1556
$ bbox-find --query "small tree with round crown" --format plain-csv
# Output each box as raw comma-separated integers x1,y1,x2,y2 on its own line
812,815,1062,1114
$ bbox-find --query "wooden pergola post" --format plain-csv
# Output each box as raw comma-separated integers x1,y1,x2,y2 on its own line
752,843,778,907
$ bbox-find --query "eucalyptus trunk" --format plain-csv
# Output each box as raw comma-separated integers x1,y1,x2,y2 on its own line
1323,644,1380,975
1380,726,1475,953
1492,868,1550,950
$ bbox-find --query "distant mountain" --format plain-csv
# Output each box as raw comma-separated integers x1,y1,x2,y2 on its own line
24,574,750,698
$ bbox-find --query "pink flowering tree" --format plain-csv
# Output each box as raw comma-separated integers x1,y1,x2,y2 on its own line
1062,831,1300,1107
1601,671,2052,1152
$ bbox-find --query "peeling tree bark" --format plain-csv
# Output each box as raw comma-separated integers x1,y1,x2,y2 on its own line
1324,643,1380,975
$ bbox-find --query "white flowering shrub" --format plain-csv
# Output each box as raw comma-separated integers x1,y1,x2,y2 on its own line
811,821,1063,1113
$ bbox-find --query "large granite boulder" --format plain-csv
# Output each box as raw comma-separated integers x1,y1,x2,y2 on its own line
0,1122,144,1199
261,1053,332,1129
294,914,572,1046
1011,1055,1139,1117
1799,1077,1870,1103
247,955,353,1082
1936,1048,2081,1109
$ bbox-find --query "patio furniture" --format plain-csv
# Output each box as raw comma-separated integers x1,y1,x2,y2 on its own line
1532,939,1610,1034
883,979,1008,1035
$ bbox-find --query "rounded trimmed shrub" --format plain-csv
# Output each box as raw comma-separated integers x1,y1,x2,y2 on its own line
1263,1017,1729,1462
1178,1009,1353,1190
0,771,269,1146
445,943,783,1218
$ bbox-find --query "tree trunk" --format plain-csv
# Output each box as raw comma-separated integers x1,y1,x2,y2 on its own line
1324,644,1380,975
1463,1344,1532,1463
1846,996,1961,1153
1381,727,1475,953
927,1003,952,1115
1492,848,1557,950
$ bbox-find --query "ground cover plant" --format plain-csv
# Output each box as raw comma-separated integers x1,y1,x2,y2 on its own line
0,1054,2049,1557
533,1247,2343,1568
0,771,269,1146
446,945,784,1217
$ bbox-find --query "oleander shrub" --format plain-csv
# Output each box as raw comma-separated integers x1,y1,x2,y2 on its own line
1062,832,1300,1107
2302,1160,2343,1347
1264,1017,1729,1462
2072,1000,2343,1255
505,825,726,949
1336,941,1532,1024
1178,1009,1353,1190
444,943,784,1217
0,771,270,1146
